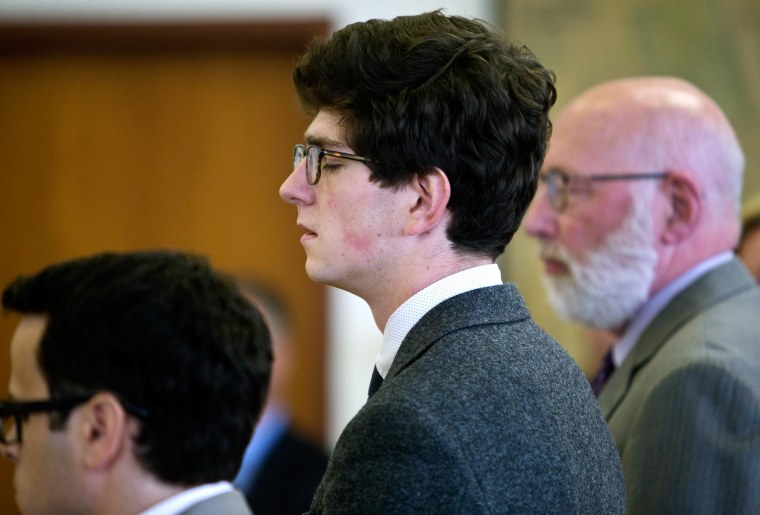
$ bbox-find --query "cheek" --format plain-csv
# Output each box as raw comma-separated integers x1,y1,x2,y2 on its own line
328,190,383,256
342,232,374,255
562,201,629,254
560,222,608,262
14,448,41,512
18,433,76,513
558,220,591,253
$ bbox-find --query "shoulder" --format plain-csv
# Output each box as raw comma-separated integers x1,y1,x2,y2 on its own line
317,398,481,513
620,355,760,460
255,427,329,479
180,491,252,515
642,359,760,416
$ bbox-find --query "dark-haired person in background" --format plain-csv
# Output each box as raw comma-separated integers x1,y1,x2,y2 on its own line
233,279,328,515
279,11,625,514
0,251,271,515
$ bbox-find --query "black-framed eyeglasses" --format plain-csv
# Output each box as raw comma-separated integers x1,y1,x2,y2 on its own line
540,168,669,212
0,394,149,446
293,144,373,186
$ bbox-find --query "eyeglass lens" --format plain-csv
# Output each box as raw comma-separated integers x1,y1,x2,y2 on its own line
293,145,305,169
0,414,19,445
544,171,567,211
293,144,320,185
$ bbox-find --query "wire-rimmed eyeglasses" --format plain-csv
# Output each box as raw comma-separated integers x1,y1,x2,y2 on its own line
0,394,149,446
293,144,372,186
540,168,669,212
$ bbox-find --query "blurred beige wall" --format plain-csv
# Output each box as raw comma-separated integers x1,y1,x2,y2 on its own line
499,0,760,375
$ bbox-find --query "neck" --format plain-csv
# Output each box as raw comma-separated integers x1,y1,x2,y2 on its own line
94,469,186,515
367,254,493,331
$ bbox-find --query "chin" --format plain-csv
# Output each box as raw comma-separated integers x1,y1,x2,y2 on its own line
305,261,331,285
307,265,353,294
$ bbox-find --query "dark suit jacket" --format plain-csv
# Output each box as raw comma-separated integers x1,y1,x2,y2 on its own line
242,427,329,515
179,490,252,515
599,258,760,514
309,284,625,514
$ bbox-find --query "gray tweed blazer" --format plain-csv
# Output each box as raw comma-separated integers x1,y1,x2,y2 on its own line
599,258,760,514
309,284,625,514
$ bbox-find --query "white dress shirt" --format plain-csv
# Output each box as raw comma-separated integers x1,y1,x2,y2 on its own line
376,264,503,378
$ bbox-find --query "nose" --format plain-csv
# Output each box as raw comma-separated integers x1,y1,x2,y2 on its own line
279,159,315,206
523,186,558,241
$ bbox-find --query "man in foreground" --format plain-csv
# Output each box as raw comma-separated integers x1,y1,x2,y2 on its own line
280,11,625,514
0,250,271,514
524,76,760,512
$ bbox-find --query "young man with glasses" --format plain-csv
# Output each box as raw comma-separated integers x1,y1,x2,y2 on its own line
0,251,271,515
524,76,760,513
280,11,625,514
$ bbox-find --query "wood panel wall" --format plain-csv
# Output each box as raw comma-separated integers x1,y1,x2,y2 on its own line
0,20,328,514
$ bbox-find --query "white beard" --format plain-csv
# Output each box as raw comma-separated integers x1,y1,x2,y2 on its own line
540,196,659,330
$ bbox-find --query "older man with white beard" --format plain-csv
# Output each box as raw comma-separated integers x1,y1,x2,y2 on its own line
524,76,760,514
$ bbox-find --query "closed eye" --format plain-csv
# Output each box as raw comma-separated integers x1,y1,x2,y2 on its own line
321,159,344,172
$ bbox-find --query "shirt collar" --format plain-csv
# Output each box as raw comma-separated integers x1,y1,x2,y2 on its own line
138,481,234,515
376,264,502,377
612,251,734,366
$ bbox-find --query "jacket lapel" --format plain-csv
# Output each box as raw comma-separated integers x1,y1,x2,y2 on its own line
385,284,530,381
599,258,756,417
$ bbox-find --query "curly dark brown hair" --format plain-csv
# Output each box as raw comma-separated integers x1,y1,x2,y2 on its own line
294,10,556,258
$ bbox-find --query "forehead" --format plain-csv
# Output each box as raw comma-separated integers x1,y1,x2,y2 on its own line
545,105,643,176
304,110,351,151
8,315,49,399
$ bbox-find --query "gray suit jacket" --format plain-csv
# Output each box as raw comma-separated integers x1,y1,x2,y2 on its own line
179,490,252,515
310,284,625,514
599,258,760,514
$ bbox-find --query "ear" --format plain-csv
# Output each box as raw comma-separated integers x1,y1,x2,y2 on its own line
77,392,129,471
404,168,451,236
661,172,701,244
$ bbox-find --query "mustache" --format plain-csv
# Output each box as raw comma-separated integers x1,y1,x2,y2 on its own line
538,242,571,263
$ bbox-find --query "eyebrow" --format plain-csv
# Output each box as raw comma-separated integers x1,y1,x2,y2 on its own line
542,166,571,175
304,134,350,151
